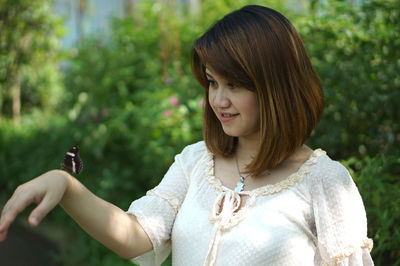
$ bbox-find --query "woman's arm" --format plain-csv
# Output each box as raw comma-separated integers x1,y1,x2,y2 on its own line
311,161,374,265
0,170,152,259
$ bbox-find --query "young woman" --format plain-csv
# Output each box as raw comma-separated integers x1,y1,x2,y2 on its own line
0,5,373,266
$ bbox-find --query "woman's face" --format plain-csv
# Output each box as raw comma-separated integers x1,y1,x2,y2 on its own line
206,68,260,140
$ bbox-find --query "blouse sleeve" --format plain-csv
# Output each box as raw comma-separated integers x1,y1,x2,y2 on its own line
126,144,195,266
311,159,374,266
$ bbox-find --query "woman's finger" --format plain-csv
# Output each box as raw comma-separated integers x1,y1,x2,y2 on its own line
28,193,59,227
0,186,41,240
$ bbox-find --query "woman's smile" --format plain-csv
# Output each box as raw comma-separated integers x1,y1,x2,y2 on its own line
219,112,239,122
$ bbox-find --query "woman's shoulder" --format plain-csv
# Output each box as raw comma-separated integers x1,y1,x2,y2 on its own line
307,150,355,190
176,140,209,166
173,141,210,182
294,150,361,207
180,140,207,156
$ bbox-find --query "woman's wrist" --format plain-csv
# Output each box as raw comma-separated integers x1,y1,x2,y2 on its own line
54,170,73,205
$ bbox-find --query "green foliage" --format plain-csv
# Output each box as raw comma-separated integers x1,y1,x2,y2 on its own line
298,0,400,158
0,0,65,116
0,0,399,265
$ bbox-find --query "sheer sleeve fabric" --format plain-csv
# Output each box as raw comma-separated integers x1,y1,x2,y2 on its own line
126,145,193,265
311,159,374,266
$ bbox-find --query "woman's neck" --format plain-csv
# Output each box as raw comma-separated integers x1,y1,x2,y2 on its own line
236,136,260,165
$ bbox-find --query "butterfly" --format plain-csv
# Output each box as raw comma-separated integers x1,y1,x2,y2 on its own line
61,146,83,174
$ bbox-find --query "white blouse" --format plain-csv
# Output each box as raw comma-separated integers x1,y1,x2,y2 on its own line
127,141,374,266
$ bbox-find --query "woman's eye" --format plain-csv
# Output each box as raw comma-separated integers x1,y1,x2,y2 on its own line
208,80,217,88
228,83,237,89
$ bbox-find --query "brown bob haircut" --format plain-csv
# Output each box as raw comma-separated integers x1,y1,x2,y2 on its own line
191,5,324,177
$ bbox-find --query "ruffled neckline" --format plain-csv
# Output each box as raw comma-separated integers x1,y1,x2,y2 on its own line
205,148,326,197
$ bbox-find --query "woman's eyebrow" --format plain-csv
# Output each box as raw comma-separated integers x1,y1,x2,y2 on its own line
205,72,214,79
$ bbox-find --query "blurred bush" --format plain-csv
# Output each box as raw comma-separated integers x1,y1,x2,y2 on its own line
0,0,65,121
300,0,400,158
0,0,399,265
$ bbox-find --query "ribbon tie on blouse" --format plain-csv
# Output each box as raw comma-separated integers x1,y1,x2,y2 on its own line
203,190,243,266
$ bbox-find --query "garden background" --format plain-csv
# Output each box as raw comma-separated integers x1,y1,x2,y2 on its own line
0,0,399,265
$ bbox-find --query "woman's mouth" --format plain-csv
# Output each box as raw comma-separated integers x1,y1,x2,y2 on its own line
220,113,239,122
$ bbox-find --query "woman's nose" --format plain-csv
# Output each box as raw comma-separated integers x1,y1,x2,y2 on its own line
212,87,230,108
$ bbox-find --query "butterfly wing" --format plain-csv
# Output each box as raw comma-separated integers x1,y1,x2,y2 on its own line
74,153,83,174
61,153,74,173
62,146,83,174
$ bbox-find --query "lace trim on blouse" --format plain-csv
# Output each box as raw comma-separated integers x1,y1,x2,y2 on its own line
205,148,326,197
322,238,374,266
147,188,180,213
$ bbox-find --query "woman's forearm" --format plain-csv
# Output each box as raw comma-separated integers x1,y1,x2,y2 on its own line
60,173,152,259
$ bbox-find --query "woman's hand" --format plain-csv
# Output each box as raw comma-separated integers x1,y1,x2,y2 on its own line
0,169,69,242
0,169,152,258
